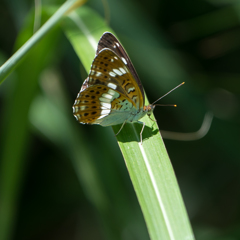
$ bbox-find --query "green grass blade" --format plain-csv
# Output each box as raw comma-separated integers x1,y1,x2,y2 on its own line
0,0,85,84
63,6,195,240
117,119,193,239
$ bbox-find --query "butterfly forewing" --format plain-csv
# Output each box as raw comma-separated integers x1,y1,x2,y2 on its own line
97,32,145,103
83,48,144,109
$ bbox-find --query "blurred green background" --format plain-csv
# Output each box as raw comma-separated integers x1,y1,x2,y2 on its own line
0,0,240,239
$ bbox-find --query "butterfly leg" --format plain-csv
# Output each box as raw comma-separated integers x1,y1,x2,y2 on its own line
115,120,127,136
148,115,157,122
137,121,145,144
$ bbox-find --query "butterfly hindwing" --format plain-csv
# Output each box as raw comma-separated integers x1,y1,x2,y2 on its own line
73,85,135,126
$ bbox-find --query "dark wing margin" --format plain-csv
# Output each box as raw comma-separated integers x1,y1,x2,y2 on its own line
96,32,145,103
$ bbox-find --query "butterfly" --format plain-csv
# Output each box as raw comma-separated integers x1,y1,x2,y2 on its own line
73,32,184,144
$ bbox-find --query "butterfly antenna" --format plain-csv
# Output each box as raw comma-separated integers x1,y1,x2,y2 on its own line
154,104,177,107
151,82,185,105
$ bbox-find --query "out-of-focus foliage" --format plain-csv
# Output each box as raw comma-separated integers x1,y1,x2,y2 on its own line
0,0,240,239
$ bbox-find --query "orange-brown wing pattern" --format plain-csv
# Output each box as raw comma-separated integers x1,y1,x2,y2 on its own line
73,85,135,125
73,85,110,124
96,32,145,101
83,49,144,109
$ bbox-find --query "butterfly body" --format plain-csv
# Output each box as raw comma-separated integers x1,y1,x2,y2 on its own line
73,32,154,143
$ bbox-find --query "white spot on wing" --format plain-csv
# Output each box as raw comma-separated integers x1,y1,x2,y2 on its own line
108,89,115,95
119,67,127,74
99,97,111,103
127,87,135,93
121,57,127,65
113,68,123,76
107,83,117,89
99,89,119,102
109,71,117,77
95,71,102,77
102,93,113,100
98,115,106,120
101,102,111,109
108,89,120,98
101,109,111,115
80,106,87,110
116,42,120,47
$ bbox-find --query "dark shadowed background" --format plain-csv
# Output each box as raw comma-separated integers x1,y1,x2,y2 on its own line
0,0,240,239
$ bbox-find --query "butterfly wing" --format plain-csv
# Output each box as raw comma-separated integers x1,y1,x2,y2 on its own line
97,32,145,103
73,32,145,126
82,49,144,109
73,85,135,126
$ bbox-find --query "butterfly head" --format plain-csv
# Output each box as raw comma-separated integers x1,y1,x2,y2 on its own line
143,104,155,117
